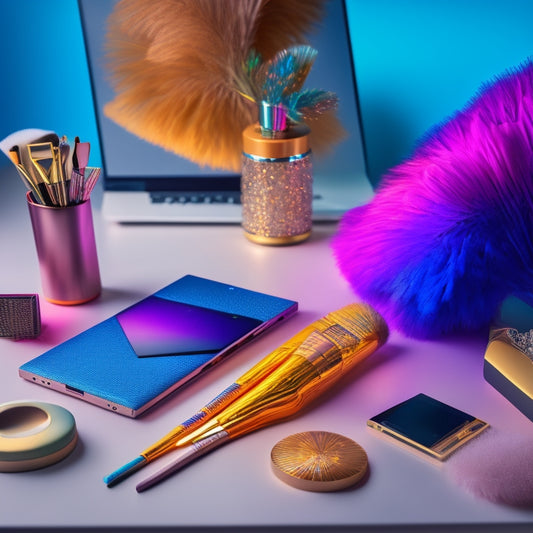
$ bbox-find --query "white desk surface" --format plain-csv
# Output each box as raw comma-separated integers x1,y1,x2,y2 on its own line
0,166,532,533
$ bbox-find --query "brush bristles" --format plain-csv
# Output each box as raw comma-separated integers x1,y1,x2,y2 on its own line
326,303,389,348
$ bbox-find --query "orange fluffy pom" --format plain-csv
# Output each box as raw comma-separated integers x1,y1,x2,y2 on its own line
104,0,332,171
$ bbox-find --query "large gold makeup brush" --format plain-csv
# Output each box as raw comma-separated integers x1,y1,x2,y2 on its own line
132,303,388,491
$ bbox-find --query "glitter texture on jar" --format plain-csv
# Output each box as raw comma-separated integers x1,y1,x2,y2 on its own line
241,123,312,245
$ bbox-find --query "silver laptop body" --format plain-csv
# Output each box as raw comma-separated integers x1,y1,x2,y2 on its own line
79,0,373,223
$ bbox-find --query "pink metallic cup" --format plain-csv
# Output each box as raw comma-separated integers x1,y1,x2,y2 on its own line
27,192,101,305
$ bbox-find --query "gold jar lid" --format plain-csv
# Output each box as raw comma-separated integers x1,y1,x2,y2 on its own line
242,123,310,160
270,431,368,492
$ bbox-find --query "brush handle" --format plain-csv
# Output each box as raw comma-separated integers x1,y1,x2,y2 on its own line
136,431,229,492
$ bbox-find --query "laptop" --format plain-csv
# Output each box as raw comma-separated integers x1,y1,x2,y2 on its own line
78,0,373,223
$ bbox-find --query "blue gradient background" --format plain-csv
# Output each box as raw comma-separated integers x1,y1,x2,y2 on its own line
1,1,533,186
346,0,533,184
0,0,101,166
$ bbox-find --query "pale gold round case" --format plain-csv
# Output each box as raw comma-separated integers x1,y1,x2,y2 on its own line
0,400,77,472
271,431,368,492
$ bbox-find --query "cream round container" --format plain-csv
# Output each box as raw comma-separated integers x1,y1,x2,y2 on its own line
0,400,78,472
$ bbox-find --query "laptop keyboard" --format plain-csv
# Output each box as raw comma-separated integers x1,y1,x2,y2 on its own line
150,192,242,205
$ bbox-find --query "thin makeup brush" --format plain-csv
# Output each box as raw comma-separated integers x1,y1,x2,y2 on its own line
51,145,68,206
27,142,59,206
1,132,54,204
70,137,91,203
15,164,47,205
18,134,59,204
69,137,81,202
80,167,101,202
59,136,71,204
74,140,90,175
7,146,47,205
135,303,388,492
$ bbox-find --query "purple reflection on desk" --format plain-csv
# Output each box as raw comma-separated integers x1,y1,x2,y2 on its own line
116,296,262,358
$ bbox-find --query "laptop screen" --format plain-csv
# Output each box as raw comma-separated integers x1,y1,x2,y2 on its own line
78,0,369,213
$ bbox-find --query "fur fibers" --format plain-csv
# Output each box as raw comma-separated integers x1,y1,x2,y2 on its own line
104,0,337,171
448,429,533,508
332,60,533,339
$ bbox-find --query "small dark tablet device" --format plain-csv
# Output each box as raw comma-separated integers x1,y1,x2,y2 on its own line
367,393,489,460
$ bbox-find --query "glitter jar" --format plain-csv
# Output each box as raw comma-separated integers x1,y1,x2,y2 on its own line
241,122,312,245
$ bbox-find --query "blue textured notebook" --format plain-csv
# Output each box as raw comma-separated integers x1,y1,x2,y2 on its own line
19,275,297,417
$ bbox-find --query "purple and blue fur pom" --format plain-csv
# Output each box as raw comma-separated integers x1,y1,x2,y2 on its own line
332,60,533,338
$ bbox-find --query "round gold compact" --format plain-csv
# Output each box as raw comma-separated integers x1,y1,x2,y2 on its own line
270,431,368,492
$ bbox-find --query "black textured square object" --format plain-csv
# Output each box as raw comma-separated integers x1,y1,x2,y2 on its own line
0,295,41,339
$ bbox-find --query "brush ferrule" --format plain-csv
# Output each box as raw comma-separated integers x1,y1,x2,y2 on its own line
176,419,222,447
292,328,344,374
259,101,288,136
